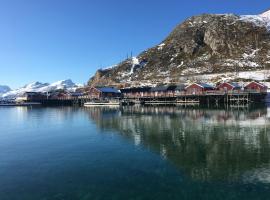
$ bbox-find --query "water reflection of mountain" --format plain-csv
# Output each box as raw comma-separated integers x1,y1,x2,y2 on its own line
84,106,270,182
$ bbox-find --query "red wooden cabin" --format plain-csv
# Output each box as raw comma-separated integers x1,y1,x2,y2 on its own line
185,83,215,95
244,82,267,93
17,92,47,102
120,87,151,98
216,82,241,92
86,87,121,99
149,85,177,97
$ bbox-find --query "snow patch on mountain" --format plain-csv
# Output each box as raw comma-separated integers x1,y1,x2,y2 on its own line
121,57,141,78
260,9,270,20
240,10,270,31
222,58,259,68
0,79,81,99
179,70,270,84
242,49,259,59
102,64,117,70
129,57,139,74
41,79,77,92
157,43,165,50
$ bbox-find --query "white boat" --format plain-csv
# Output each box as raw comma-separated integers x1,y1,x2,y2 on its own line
84,100,120,107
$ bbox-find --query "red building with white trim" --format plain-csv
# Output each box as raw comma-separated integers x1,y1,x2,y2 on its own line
216,82,241,92
85,87,121,99
185,83,215,95
244,82,267,93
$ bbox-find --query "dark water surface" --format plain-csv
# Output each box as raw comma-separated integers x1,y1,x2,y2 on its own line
0,106,270,200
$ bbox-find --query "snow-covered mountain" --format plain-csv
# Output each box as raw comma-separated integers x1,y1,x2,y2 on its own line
0,79,81,99
240,10,270,31
0,85,11,94
260,10,270,20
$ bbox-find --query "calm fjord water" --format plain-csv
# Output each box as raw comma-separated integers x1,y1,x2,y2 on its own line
0,106,270,200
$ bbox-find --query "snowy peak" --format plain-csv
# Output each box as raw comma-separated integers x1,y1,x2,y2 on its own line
50,79,76,88
24,82,49,90
0,85,11,94
19,80,76,92
260,9,270,20
0,79,81,99
240,10,270,31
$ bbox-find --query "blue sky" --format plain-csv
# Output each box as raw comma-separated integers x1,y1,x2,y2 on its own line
0,0,269,88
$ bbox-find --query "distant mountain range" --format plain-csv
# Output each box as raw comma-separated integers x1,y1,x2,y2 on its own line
0,79,81,99
88,9,270,87
0,85,11,94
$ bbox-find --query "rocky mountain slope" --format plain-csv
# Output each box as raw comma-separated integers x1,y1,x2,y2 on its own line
0,79,81,99
88,10,270,87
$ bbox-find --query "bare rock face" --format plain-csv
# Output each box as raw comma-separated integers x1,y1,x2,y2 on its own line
89,69,111,86
88,12,270,87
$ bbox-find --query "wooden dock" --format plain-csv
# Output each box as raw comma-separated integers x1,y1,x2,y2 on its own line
23,91,267,107
120,91,266,107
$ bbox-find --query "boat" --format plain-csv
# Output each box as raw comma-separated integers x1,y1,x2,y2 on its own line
84,100,120,107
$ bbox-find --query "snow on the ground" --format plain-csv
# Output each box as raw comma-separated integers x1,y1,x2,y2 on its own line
119,69,270,90
242,49,259,59
181,69,270,84
158,70,170,76
223,58,259,68
177,61,184,68
130,57,139,74
0,79,81,99
240,10,270,31
121,57,141,78
157,43,165,50
170,53,180,62
238,71,267,80
102,64,117,70
181,65,213,75
260,9,270,21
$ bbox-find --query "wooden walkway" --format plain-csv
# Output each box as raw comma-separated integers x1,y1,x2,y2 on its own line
25,91,267,107
120,91,266,107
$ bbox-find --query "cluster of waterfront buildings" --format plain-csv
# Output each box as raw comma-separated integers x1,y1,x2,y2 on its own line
16,81,267,102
